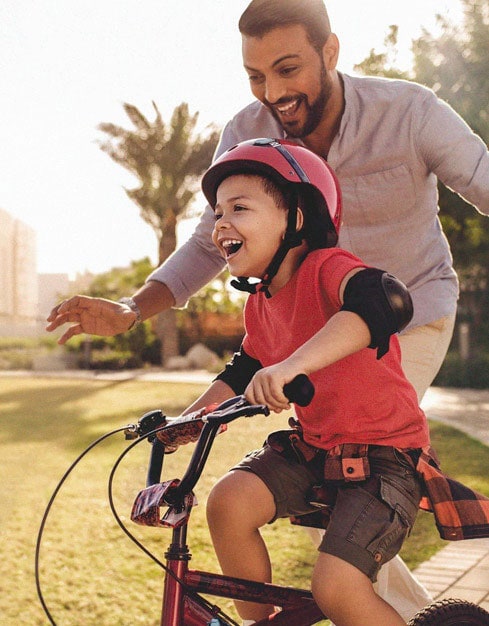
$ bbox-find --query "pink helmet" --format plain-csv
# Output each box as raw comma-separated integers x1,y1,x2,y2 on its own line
201,137,342,248
201,138,342,296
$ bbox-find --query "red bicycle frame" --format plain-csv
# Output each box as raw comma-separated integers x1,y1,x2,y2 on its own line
158,523,325,626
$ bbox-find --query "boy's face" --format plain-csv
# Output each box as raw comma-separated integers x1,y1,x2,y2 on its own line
212,174,287,279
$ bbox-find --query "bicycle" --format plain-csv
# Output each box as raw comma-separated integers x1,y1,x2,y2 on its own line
36,375,489,625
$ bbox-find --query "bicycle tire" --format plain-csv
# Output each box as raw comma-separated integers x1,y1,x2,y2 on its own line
408,598,489,625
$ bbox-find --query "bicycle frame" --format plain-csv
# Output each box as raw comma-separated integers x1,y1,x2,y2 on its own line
132,389,327,626
159,522,324,626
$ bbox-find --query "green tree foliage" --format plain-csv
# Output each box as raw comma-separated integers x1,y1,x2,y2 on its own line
353,25,409,80
97,102,220,363
177,270,245,346
87,257,154,299
354,0,489,348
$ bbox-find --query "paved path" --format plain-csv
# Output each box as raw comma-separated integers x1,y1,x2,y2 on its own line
3,370,489,612
414,387,489,612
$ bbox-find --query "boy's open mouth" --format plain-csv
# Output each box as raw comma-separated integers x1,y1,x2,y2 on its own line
221,239,243,257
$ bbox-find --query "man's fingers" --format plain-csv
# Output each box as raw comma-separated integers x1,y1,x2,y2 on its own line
46,310,82,331
47,296,83,322
58,324,83,345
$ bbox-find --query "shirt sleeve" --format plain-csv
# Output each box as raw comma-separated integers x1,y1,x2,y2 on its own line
146,121,241,307
415,89,489,214
316,249,368,309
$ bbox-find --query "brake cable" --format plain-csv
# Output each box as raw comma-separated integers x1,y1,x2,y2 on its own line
35,426,128,626
36,423,238,626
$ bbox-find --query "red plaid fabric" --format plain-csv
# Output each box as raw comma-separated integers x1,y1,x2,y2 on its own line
281,431,489,541
131,479,197,528
417,446,489,541
155,403,224,453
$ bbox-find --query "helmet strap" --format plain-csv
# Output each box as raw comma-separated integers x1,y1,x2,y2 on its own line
230,276,259,294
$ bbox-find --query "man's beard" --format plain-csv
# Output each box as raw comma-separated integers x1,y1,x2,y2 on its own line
268,64,331,138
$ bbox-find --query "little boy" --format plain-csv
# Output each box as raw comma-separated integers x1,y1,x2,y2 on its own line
183,138,429,625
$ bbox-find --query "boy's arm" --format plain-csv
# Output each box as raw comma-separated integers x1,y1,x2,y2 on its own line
182,346,262,414
182,379,237,415
245,309,371,413
245,268,412,412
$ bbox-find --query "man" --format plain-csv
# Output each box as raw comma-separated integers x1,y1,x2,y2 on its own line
47,0,489,619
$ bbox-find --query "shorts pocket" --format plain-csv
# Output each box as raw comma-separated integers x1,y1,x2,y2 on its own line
380,475,420,529
344,485,407,564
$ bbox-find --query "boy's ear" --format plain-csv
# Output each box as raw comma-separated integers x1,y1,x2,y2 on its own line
296,207,305,231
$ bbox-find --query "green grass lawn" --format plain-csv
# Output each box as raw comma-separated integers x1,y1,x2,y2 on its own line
1,376,488,625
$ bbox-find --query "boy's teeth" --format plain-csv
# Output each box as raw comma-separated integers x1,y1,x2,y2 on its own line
222,239,243,255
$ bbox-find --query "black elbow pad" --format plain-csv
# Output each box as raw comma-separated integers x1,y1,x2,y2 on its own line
213,345,262,394
340,268,413,359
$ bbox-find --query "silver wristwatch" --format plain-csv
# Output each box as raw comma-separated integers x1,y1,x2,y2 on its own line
118,297,142,329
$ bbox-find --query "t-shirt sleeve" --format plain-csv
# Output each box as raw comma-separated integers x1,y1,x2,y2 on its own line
316,249,367,309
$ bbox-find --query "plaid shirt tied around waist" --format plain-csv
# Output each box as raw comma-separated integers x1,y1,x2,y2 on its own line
416,446,489,541
267,426,489,541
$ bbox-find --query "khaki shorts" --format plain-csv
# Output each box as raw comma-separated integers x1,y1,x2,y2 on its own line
233,444,422,581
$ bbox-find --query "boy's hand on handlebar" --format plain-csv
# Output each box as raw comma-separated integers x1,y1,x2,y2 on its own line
46,295,137,344
245,364,304,413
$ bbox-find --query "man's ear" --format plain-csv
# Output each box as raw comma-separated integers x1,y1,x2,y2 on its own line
322,33,340,70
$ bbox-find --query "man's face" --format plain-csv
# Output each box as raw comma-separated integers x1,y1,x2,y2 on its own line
242,24,333,138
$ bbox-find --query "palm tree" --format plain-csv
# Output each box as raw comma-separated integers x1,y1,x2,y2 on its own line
98,101,220,364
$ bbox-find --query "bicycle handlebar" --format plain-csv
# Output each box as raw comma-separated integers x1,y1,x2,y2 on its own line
137,374,315,503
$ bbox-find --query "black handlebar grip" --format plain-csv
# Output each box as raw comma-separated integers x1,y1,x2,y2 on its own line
283,374,315,407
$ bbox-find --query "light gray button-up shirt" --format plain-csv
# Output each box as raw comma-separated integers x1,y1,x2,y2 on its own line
149,73,489,330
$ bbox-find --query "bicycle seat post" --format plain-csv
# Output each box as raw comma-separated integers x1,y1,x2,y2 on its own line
160,524,191,626
165,524,190,562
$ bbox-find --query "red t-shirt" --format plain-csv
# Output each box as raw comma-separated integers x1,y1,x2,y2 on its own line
243,248,430,451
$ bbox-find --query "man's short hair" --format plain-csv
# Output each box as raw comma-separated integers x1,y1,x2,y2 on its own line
239,0,332,53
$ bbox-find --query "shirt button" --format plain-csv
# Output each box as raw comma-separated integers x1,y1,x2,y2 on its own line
346,466,355,474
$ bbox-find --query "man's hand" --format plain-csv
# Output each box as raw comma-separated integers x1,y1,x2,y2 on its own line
46,296,136,344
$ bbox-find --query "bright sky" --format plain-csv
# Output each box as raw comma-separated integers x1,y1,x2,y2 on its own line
1,0,462,278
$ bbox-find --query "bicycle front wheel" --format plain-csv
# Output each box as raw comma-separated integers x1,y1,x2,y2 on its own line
408,598,489,625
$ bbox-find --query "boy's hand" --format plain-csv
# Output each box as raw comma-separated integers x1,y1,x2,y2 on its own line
245,363,302,413
46,295,137,344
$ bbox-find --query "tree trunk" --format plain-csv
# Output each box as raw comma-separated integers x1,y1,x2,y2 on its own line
155,308,179,366
156,215,179,366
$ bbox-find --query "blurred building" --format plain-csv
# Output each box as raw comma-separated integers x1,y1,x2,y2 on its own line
0,208,38,334
38,273,71,320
